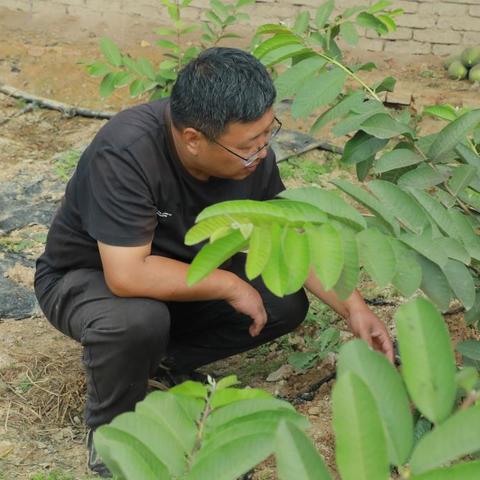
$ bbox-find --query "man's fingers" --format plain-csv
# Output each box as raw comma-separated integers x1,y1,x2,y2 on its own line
372,331,395,364
249,309,267,337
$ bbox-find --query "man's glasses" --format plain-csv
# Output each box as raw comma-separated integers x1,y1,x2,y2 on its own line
209,117,282,167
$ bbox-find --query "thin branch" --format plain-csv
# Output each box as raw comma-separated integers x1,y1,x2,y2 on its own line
0,84,116,119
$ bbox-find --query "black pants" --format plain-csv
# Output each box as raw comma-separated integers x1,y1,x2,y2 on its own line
34,255,309,429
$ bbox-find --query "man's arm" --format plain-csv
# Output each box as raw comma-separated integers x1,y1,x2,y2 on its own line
98,241,267,337
304,270,394,363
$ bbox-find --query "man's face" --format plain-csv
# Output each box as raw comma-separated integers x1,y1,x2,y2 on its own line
197,108,276,180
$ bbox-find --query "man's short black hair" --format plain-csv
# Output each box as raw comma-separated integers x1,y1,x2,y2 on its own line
170,47,276,140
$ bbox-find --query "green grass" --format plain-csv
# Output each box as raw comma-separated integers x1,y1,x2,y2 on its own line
278,154,338,184
54,149,82,181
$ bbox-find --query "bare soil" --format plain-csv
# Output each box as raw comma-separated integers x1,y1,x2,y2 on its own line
1,6,480,480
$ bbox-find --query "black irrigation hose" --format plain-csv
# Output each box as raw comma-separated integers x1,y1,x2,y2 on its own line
279,340,402,405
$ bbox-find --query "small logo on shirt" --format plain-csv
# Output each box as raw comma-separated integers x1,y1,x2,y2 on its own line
156,210,173,218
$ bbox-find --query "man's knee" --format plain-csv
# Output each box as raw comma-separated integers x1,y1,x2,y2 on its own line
269,289,309,334
88,298,171,354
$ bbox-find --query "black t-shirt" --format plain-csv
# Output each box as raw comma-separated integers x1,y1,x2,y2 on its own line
36,98,284,283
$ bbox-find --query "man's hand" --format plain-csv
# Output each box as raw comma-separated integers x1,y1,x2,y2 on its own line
225,277,267,337
346,308,394,363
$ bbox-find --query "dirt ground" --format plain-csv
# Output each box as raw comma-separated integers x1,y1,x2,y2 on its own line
1,6,480,480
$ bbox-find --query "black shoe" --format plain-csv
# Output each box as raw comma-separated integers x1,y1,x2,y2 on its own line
149,363,210,390
86,428,113,478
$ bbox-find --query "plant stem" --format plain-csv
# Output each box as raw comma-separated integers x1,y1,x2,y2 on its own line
460,390,480,410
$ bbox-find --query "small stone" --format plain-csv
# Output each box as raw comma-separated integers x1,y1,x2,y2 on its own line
308,406,321,416
73,416,81,425
266,364,294,382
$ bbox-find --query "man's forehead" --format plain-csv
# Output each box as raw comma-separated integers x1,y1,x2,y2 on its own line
221,110,275,141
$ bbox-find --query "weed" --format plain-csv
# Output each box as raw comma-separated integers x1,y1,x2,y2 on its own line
54,149,82,182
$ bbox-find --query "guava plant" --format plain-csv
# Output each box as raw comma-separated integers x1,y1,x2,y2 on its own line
86,0,254,99
93,298,480,479
238,0,480,314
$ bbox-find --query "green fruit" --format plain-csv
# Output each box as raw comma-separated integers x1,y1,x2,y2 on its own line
443,55,459,70
469,64,480,83
448,60,468,80
461,46,480,67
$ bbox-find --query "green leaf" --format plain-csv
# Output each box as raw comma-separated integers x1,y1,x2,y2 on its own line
356,12,388,35
360,113,412,138
332,372,390,480
342,131,388,165
261,224,289,297
356,156,374,181
293,11,311,34
389,238,422,297
378,14,397,33
315,0,334,29
332,103,386,136
156,39,180,51
374,149,423,174
211,387,271,409
215,375,240,390
442,259,475,310
187,230,247,286
395,298,456,424
100,37,123,67
368,0,393,14
340,21,359,45
274,56,326,100
337,340,414,465
410,403,480,474
280,187,367,230
333,226,360,300
292,67,347,118
307,223,344,291
398,164,446,189
408,189,458,238
423,105,458,122
87,61,111,77
357,228,396,288
310,91,365,133
456,366,479,392
373,76,396,93
156,26,178,35
170,381,208,399
416,255,453,312
410,461,480,480
465,293,480,326
428,109,480,161
99,73,116,97
105,411,186,476
275,421,332,480
455,143,480,170
400,231,448,267
112,71,133,88
457,340,480,362
253,33,302,59
368,180,429,234
187,434,273,480
94,426,170,479
210,0,229,17
332,179,400,235
129,79,145,97
206,398,297,430
262,45,313,67
256,24,292,35
245,224,272,280
288,351,319,371
282,228,310,294
448,165,477,196
137,57,156,80
185,216,232,245
437,237,471,264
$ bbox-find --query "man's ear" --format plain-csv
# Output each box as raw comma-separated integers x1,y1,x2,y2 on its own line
181,127,205,156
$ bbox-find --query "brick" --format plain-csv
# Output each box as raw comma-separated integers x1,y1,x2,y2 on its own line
419,2,467,15
421,0,479,3
395,14,436,29
0,0,32,11
432,43,464,56
437,16,480,32
414,28,461,44
463,31,480,44
356,37,385,52
471,6,480,17
367,26,412,40
244,3,298,19
384,40,432,54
